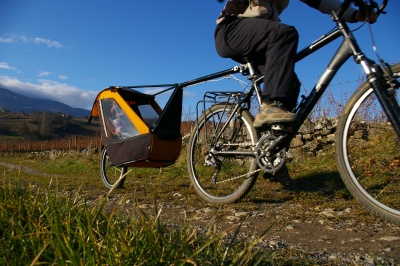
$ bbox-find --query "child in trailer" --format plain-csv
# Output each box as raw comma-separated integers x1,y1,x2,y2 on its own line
102,99,139,139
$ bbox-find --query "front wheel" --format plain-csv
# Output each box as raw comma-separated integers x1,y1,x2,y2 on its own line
187,104,259,204
336,63,400,223
100,149,127,189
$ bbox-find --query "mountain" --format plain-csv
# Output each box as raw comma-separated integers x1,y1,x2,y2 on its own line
0,88,90,117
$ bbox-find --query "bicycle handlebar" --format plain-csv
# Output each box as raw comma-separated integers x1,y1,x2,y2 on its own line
376,0,388,16
351,0,387,19
336,0,388,22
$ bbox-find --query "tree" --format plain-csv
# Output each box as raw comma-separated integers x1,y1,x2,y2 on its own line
0,121,11,135
39,112,51,138
19,122,30,137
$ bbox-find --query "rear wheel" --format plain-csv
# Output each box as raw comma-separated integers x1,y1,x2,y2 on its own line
100,149,127,189
187,104,259,204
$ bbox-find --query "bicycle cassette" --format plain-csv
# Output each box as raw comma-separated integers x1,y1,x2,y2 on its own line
256,134,286,173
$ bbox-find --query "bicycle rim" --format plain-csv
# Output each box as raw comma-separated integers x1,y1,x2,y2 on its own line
336,63,400,223
187,104,259,204
100,149,127,189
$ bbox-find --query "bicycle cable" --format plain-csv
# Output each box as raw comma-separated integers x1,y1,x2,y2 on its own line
355,0,388,73
365,3,388,71
350,21,367,32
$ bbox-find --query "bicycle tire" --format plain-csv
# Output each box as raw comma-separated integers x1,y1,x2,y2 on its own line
100,149,127,189
336,63,400,223
187,104,259,204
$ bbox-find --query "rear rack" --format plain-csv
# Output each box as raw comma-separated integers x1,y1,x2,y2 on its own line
195,91,248,126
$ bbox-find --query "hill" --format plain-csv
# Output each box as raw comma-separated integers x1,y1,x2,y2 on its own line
0,87,90,117
0,112,100,141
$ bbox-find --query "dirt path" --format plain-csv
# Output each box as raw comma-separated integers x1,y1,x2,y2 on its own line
107,191,400,265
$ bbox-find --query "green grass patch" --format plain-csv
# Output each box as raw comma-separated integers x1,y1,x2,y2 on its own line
0,146,366,215
0,146,380,264
0,178,316,265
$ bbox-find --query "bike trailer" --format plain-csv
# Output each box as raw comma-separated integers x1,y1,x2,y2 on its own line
89,86,182,168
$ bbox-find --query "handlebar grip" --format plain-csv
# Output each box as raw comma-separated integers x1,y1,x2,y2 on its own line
356,0,388,17
350,0,388,22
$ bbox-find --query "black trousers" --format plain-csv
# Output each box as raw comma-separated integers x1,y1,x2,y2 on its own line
215,17,300,111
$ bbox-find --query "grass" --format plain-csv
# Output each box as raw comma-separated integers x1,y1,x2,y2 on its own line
0,176,313,265
0,143,386,265
0,144,369,213
344,124,400,211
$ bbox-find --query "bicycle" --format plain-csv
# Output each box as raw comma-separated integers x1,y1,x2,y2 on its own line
186,0,400,223
93,0,398,223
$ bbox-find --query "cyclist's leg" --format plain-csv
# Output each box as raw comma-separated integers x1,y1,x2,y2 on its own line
260,23,299,110
216,18,300,127
216,17,299,108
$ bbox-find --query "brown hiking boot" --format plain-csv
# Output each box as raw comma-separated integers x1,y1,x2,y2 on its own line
263,164,294,187
253,102,298,128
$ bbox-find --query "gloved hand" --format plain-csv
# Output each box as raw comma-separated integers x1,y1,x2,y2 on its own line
354,8,377,22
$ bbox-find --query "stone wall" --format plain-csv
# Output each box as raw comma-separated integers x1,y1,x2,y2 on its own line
288,117,339,161
185,116,379,162
287,117,375,162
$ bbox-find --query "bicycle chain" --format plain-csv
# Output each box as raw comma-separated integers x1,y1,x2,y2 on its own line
212,135,286,184
220,141,255,148
215,169,261,184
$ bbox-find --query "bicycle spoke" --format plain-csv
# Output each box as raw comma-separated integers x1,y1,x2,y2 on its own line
336,63,400,223
187,104,259,203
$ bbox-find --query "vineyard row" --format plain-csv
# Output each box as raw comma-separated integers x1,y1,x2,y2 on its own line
0,136,102,152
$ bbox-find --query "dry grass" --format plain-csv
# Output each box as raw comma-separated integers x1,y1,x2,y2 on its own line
0,144,364,219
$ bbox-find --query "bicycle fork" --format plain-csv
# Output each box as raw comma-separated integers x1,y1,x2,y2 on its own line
361,59,400,140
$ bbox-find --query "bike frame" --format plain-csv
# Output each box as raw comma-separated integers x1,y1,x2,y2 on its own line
292,0,400,139
185,0,398,158
121,0,397,149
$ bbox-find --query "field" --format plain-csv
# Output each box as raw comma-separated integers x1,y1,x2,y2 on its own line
1,144,399,265
0,102,399,265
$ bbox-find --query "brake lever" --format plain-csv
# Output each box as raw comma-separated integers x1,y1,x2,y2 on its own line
354,0,382,24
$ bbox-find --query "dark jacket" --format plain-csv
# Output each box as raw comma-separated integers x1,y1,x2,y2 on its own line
217,0,356,23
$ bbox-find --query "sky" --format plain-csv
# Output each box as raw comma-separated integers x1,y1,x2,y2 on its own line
0,0,399,114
